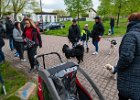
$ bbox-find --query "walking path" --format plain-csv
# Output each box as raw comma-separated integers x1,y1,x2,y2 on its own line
3,35,122,100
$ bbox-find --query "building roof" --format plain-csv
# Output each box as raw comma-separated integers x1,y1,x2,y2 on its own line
35,12,57,15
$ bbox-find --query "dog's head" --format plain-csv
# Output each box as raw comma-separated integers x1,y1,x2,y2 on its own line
62,44,69,53
111,40,117,45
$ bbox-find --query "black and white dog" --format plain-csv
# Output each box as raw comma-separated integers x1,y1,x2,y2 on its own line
108,40,117,55
62,44,84,64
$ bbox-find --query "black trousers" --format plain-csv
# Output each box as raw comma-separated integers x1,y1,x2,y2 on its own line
27,46,38,69
14,41,24,59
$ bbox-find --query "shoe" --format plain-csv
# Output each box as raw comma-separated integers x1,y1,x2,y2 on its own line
14,53,19,57
92,52,98,55
20,59,26,62
28,68,34,73
86,48,89,53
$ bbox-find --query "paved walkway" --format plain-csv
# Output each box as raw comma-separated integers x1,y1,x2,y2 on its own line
3,35,122,100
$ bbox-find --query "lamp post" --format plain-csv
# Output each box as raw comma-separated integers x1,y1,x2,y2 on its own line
39,0,44,32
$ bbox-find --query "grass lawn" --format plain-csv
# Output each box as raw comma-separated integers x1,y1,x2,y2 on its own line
43,18,128,37
0,62,38,100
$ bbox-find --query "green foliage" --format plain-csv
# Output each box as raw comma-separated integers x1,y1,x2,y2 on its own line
64,0,93,18
98,0,140,17
43,18,127,37
0,62,38,100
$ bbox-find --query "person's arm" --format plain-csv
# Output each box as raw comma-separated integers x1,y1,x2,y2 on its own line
116,33,136,71
13,29,23,40
99,23,105,36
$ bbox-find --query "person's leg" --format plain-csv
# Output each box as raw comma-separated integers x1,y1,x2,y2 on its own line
18,43,24,59
86,41,89,53
27,46,38,72
111,26,114,34
0,48,5,62
0,72,4,84
118,92,129,100
82,41,85,46
94,41,99,52
9,37,14,51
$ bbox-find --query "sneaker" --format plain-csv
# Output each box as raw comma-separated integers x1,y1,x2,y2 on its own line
92,52,98,55
20,59,26,62
14,53,19,57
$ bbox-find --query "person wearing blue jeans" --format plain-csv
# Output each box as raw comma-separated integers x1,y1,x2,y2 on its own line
91,16,105,55
92,41,98,53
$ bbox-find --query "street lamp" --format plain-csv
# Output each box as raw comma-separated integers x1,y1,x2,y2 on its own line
39,0,44,32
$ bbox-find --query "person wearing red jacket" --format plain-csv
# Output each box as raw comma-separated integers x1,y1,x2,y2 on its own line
22,18,42,73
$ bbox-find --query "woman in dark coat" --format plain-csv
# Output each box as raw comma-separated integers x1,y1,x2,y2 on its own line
91,16,105,55
113,13,140,100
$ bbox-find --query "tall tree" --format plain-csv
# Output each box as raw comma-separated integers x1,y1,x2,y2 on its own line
10,0,27,21
64,0,93,24
52,10,67,18
0,0,10,19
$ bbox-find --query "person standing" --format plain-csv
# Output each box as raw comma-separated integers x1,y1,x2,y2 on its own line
5,17,14,51
110,17,115,34
68,19,80,47
22,18,42,73
13,22,26,61
91,16,105,55
81,24,90,52
105,12,140,100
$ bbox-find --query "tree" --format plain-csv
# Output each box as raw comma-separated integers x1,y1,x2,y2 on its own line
52,10,67,19
97,0,140,26
0,0,10,19
64,0,93,24
10,0,27,21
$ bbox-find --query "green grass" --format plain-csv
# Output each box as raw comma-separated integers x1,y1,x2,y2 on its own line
0,62,38,100
43,18,128,37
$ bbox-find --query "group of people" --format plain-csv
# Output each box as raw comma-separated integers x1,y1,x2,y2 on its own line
0,12,140,100
68,16,105,54
0,16,42,73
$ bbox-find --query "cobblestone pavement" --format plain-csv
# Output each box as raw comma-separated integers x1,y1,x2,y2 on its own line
3,35,122,100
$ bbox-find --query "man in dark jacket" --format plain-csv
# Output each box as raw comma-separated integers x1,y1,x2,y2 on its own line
91,16,105,55
68,19,80,47
5,17,14,51
110,17,115,34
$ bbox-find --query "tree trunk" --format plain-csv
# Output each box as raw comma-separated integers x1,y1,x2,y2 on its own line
14,13,17,21
116,1,122,27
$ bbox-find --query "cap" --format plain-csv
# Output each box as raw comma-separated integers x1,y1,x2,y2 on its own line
72,19,76,22
85,24,88,27
94,16,100,19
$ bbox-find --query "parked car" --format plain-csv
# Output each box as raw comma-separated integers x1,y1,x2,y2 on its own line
38,22,65,32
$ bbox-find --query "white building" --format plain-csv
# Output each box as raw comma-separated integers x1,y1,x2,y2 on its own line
32,12,58,22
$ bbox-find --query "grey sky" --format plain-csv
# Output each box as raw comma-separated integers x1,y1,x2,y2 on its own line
40,0,100,12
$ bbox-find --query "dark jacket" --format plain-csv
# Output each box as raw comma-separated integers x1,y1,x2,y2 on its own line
0,33,5,49
68,24,80,43
81,28,90,41
116,21,140,99
22,28,42,48
5,19,14,36
91,22,105,42
110,18,115,27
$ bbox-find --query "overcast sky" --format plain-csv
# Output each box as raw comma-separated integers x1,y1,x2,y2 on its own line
39,0,100,12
